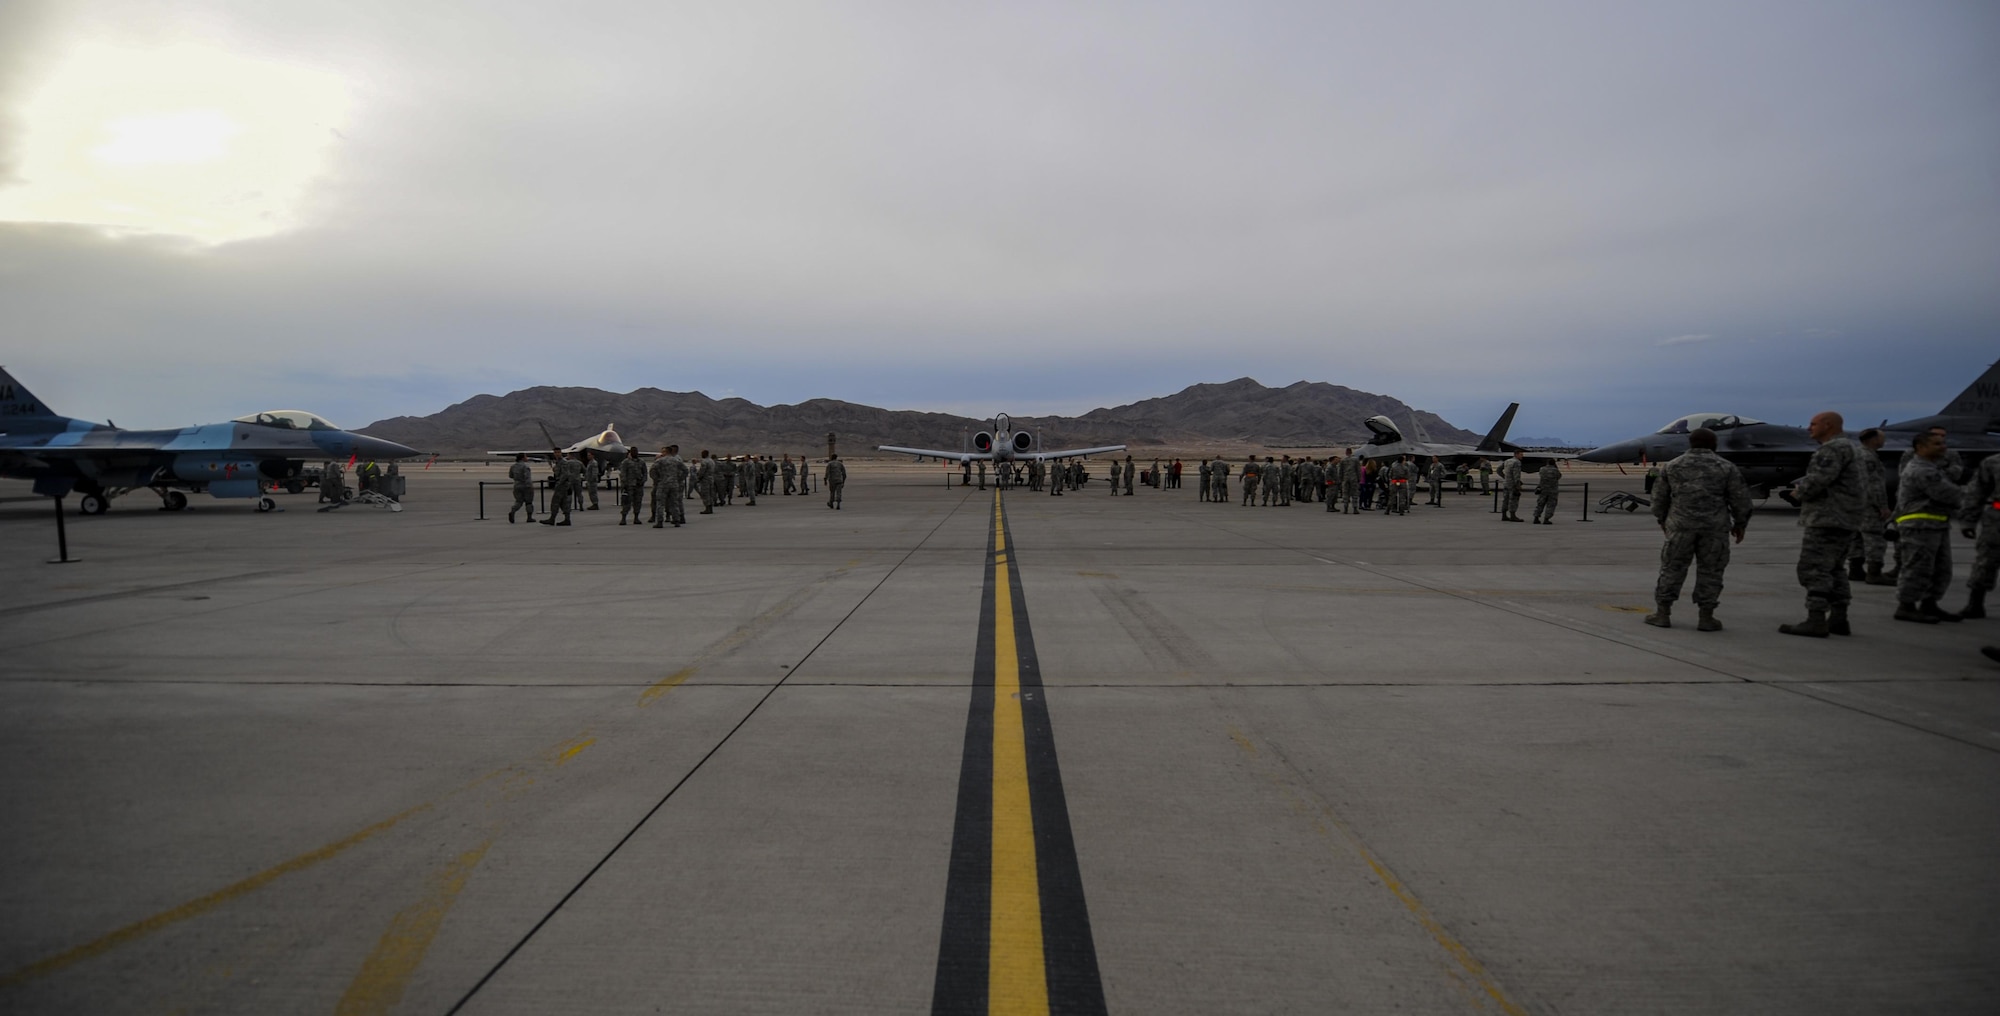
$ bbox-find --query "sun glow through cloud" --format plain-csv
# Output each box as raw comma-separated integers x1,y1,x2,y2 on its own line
0,42,351,244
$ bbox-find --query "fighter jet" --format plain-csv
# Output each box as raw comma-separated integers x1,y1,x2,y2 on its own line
489,423,645,462
877,413,1125,464
1353,403,1567,468
0,367,420,514
1577,362,2000,494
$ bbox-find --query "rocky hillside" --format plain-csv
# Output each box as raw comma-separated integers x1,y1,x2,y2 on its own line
358,378,1478,456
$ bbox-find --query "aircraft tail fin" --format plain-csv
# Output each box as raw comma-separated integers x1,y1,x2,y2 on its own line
1938,362,2000,430
0,366,62,424
1475,403,1520,452
1408,413,1435,445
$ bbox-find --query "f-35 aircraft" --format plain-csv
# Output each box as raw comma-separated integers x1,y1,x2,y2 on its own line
1577,363,2000,494
0,367,420,514
877,413,1126,464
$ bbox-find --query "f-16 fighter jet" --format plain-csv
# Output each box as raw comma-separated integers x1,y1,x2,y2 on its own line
0,367,420,514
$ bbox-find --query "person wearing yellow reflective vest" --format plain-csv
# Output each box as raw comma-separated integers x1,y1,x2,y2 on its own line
1956,453,2000,618
1893,430,1962,624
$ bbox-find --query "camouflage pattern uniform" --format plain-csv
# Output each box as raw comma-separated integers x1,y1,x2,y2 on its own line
1895,454,1960,606
1240,459,1258,506
1791,437,1865,617
1852,443,1890,577
616,452,647,525
1260,457,1280,506
1650,448,1752,618
1385,459,1411,514
696,455,717,513
1339,457,1360,514
541,454,575,525
1499,458,1524,521
1531,462,1561,523
1960,455,2000,606
1427,461,1446,506
825,457,847,508
507,460,532,521
320,461,347,504
1124,457,1136,495
584,454,602,509
1211,458,1229,505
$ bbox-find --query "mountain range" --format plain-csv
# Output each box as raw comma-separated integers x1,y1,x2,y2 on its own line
358,377,1482,457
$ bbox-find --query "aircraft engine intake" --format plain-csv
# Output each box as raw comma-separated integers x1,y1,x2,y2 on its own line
258,459,304,481
1011,431,1034,453
973,431,994,453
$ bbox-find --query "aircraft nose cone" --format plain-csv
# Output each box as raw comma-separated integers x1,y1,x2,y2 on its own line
352,433,421,460
1579,439,1642,463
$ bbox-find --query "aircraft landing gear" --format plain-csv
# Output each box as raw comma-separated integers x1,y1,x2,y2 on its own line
155,489,189,512
78,493,108,515
255,496,277,513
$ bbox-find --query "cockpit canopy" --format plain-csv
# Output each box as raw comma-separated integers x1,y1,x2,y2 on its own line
234,410,341,431
1364,415,1402,440
1655,413,1762,435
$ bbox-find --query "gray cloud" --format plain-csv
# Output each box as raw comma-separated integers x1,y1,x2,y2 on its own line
3,1,1997,444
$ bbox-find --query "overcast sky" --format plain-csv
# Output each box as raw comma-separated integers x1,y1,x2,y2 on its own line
3,0,1995,443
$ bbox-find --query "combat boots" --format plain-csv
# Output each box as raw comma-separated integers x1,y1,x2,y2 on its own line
1863,565,1894,586
1847,559,1866,580
1778,609,1828,638
508,509,517,523
1644,604,1671,628
1958,587,1987,619
1696,607,1721,632
1894,602,1937,624
1921,599,1962,622
1826,604,1850,636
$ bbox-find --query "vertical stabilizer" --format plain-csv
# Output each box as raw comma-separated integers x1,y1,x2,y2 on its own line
1939,362,2000,430
1408,413,1435,445
0,367,63,429
1475,403,1520,452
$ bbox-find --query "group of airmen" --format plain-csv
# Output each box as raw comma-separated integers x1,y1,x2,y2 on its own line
1179,450,1564,521
506,448,848,527
1644,414,1999,642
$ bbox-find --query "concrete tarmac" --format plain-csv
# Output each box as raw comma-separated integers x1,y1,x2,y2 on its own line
1,464,1995,1014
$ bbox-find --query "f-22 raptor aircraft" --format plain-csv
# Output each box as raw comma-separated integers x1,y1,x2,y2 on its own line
877,413,1125,464
1354,403,1568,468
0,367,420,514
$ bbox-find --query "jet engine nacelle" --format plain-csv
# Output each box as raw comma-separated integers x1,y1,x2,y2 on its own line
1011,431,1034,453
169,454,261,483
973,431,994,453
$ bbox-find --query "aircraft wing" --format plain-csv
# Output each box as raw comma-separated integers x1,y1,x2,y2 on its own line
876,445,985,461
1034,444,1127,459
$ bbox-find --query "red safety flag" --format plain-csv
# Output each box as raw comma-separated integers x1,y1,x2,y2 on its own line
425,454,438,470
347,453,357,468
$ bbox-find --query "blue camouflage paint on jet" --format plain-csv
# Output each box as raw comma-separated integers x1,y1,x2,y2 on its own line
0,367,421,514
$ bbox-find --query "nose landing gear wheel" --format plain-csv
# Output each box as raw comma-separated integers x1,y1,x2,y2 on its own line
256,496,277,513
79,493,107,515
162,490,188,511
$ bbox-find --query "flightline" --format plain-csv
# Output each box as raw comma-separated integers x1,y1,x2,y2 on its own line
932,491,1106,1016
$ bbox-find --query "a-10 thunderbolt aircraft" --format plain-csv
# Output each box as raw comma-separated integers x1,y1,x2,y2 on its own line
1577,362,2000,494
0,367,420,514
877,413,1126,464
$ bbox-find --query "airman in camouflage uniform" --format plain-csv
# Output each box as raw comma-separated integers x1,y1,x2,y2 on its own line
1531,461,1562,523
506,454,532,523
825,454,847,509
1499,452,1525,521
1211,457,1229,505
1893,432,1962,623
320,460,347,504
1124,455,1136,495
1781,412,1865,637
1956,452,2000,618
1338,451,1360,514
1385,457,1412,514
1850,429,1894,584
1644,429,1752,631
616,449,647,525
695,451,717,514
583,450,602,510
1427,458,1446,506
540,450,575,526
651,446,687,527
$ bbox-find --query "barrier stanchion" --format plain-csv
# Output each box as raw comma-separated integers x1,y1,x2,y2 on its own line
1490,487,1500,513
49,495,76,564
477,481,487,520
1580,482,1591,522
